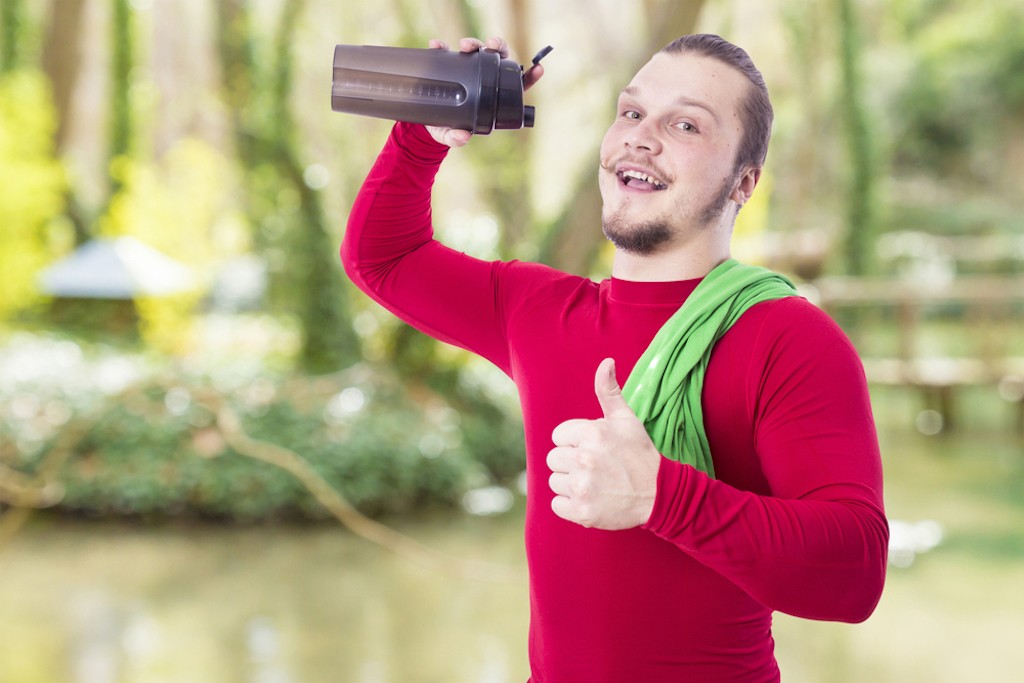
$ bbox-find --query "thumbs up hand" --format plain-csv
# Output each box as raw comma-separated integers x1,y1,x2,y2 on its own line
547,358,661,530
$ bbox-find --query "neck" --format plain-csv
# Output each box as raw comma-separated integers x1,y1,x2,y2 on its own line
611,226,732,282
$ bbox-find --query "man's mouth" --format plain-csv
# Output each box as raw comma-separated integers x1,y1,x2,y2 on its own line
616,168,668,191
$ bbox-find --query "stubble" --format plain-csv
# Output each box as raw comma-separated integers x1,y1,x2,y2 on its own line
601,173,738,256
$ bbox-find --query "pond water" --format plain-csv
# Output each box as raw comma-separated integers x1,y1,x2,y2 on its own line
0,511,531,683
2,387,1024,682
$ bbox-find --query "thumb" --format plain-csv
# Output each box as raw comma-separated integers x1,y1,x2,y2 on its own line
594,358,632,419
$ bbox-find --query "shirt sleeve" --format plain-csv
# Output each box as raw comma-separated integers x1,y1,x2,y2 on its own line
642,299,888,623
341,122,554,376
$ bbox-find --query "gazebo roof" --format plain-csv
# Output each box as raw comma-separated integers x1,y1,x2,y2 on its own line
38,236,197,299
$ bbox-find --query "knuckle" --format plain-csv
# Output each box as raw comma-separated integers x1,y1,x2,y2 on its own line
568,472,592,501
576,449,596,470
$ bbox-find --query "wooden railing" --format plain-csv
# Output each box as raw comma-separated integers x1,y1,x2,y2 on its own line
802,274,1024,431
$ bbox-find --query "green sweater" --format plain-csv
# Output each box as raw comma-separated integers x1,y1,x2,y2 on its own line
621,259,798,478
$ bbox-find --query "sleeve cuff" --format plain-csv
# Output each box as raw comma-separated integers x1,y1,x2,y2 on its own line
641,455,697,538
393,121,451,164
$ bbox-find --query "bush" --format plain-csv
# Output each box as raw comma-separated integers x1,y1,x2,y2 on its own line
1,334,525,522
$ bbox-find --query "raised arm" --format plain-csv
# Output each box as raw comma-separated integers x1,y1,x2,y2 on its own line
340,120,515,371
340,35,553,373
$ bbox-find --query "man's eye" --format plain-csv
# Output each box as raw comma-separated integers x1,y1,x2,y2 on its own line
676,121,698,133
622,110,642,120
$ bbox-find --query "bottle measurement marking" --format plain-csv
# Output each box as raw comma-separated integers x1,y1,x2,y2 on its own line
334,69,466,105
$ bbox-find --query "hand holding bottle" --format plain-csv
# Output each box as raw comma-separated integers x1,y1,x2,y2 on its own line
425,36,546,147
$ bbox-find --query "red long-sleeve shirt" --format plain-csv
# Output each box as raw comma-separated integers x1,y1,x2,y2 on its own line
341,122,888,682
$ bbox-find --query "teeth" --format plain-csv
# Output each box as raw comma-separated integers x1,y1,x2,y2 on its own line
619,169,667,189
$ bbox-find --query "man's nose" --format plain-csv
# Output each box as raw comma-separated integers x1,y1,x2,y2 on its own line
624,118,662,154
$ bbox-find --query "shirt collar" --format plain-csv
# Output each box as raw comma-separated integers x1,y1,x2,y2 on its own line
607,276,703,305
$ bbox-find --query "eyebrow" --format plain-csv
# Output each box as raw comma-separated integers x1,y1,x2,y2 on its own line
619,85,721,124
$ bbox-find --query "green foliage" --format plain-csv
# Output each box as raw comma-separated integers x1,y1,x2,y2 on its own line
889,1,1024,174
0,70,65,320
454,389,527,484
1,0,27,73
0,334,525,522
215,1,358,374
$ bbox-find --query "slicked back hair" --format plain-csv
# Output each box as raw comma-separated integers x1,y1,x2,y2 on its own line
660,34,773,172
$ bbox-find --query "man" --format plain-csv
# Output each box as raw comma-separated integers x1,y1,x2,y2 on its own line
342,33,887,682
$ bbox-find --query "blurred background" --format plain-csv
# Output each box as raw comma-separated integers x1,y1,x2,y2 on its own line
1,0,1023,681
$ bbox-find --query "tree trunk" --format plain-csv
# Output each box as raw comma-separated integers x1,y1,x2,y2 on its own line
108,0,135,200
216,0,359,374
42,0,86,150
442,0,535,258
42,0,90,245
837,0,877,276
273,0,360,373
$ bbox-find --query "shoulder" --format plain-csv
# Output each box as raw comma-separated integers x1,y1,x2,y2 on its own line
714,296,874,443
732,295,856,356
716,295,864,384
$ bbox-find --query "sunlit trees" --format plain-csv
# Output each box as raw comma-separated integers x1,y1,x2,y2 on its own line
217,0,358,373
0,0,65,320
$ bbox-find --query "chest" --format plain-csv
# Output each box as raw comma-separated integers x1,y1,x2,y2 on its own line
506,293,771,493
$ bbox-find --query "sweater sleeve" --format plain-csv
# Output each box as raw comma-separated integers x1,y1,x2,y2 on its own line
341,122,548,375
642,301,888,623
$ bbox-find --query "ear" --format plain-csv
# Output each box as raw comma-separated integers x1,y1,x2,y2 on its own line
730,166,761,207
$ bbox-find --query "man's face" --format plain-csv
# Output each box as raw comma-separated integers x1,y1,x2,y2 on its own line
598,51,753,256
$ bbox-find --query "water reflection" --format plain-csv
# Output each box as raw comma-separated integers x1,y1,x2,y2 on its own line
68,590,120,683
246,616,292,683
0,515,530,682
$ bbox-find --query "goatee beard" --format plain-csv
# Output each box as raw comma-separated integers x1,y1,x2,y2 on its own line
602,173,739,256
601,217,673,256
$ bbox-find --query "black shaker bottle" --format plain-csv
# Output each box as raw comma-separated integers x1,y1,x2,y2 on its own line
331,44,552,133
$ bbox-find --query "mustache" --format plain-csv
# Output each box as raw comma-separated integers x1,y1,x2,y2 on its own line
600,154,673,184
